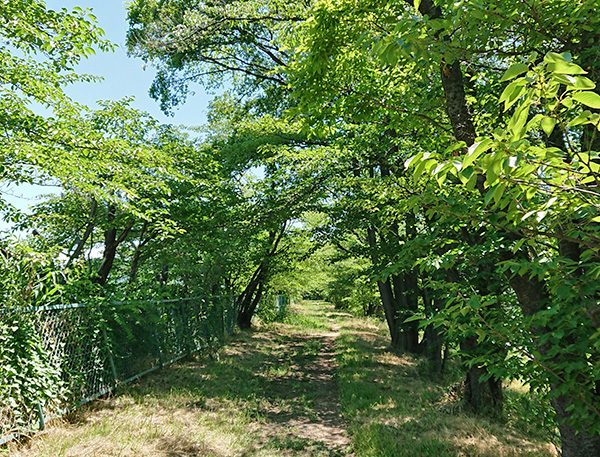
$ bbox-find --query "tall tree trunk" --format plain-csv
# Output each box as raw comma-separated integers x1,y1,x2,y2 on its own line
94,203,133,286
507,266,600,456
376,277,401,348
392,273,420,352
408,0,600,447
460,336,503,413
406,0,501,413
367,225,402,349
236,223,287,329
66,197,98,268
398,212,420,353
421,285,444,374
237,263,267,329
128,222,150,285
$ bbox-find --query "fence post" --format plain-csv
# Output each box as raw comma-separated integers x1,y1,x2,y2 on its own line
98,303,118,385
153,301,164,368
179,299,193,356
36,401,45,431
220,297,226,339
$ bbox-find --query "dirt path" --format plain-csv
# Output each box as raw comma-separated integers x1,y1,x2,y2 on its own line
9,302,353,457
253,321,350,451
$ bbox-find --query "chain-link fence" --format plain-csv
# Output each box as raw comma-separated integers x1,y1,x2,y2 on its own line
0,296,237,444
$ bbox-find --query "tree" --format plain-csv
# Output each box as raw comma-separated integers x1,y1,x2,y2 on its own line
125,0,303,113
409,52,600,455
124,0,600,451
0,1,115,210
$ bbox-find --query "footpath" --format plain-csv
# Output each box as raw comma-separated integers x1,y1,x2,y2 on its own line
8,300,556,457
9,301,353,457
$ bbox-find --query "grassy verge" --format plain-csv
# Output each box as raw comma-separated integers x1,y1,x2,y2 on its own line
5,301,347,457
5,301,558,457
333,312,558,457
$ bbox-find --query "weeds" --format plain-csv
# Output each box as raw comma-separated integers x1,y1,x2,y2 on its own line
7,301,349,457
334,313,557,457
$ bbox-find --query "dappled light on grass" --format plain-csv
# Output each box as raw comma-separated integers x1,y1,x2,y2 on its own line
334,313,558,457
8,301,350,457
7,300,557,457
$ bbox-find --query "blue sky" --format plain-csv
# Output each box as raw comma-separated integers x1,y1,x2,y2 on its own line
3,0,213,226
46,0,212,126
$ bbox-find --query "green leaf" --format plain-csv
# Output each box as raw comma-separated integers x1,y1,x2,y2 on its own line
573,91,600,109
541,117,556,137
468,296,482,310
404,313,424,323
512,238,526,253
547,61,587,75
413,159,428,180
466,172,478,190
500,80,526,111
484,187,495,206
404,154,419,169
524,113,543,132
544,52,571,64
507,102,530,138
565,76,596,91
492,183,506,204
444,141,466,155
500,63,529,82
432,163,445,176
568,110,595,127
463,139,492,168
555,285,571,300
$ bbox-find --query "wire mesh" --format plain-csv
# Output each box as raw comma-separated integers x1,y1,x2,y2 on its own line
0,295,237,444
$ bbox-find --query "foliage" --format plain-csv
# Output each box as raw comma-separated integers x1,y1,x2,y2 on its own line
404,51,600,434
0,313,63,434
255,294,289,324
0,243,67,435
334,307,555,457
4,0,600,452
126,0,302,113
0,0,114,210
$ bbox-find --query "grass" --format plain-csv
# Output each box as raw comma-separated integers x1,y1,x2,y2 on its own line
5,301,347,457
4,300,558,457
332,313,558,457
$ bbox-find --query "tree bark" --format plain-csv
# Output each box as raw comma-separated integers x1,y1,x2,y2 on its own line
66,197,97,268
407,0,600,447
376,277,401,348
407,0,502,413
236,223,286,329
421,285,444,374
461,336,503,414
237,263,266,329
128,222,150,285
94,203,133,286
507,262,600,456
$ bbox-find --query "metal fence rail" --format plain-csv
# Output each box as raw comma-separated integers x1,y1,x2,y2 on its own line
0,295,237,444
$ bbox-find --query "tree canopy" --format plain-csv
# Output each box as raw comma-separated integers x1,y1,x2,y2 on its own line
2,1,600,455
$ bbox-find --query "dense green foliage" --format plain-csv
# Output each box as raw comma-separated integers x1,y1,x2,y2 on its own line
2,0,600,454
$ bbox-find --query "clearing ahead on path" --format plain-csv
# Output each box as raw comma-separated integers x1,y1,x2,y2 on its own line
9,301,353,457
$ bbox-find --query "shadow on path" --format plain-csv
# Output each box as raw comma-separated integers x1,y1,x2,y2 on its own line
111,303,354,456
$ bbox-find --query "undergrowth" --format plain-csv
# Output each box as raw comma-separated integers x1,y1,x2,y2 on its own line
333,313,558,457
4,301,558,457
